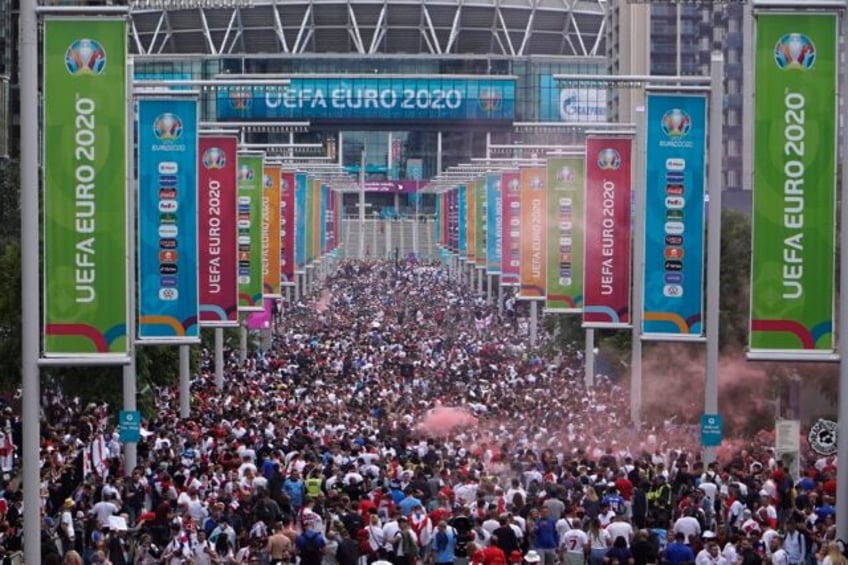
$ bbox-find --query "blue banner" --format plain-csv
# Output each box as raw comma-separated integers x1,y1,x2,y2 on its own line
294,173,307,273
217,76,515,123
642,93,707,339
539,74,607,123
458,185,467,258
486,174,502,274
137,98,199,341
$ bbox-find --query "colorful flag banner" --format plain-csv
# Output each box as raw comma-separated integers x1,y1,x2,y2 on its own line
198,136,238,327
43,18,129,358
294,173,307,274
519,166,547,300
500,171,521,286
237,153,264,311
467,181,477,264
280,171,295,286
262,166,282,298
475,177,487,270
642,93,707,339
583,137,633,328
137,98,199,342
458,185,468,259
545,156,584,313
485,174,502,274
749,12,837,357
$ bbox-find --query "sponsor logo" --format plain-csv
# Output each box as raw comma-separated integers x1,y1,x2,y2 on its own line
264,174,273,188
507,178,520,192
159,263,178,275
158,175,178,187
665,235,683,246
238,235,250,245
64,38,107,75
661,108,692,138
238,220,251,229
664,247,684,260
158,162,178,175
158,225,178,238
159,287,179,301
239,251,251,261
153,113,183,142
665,158,686,171
774,33,816,71
665,171,685,184
808,418,838,455
664,260,683,271
664,272,683,284
238,275,250,284
159,212,177,224
158,200,178,213
663,284,684,297
159,188,177,200
202,147,227,169
666,184,685,196
238,196,251,205
597,148,622,171
665,196,685,209
666,209,684,222
159,238,177,249
159,250,178,263
160,275,178,287
665,221,685,235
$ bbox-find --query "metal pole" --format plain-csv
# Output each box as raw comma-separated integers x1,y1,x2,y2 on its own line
123,56,137,476
385,220,391,259
676,3,682,76
477,268,483,295
20,0,41,559
294,273,300,302
630,95,648,430
585,328,595,388
529,300,538,348
488,274,494,303
239,321,248,363
498,281,503,314
704,52,724,464
835,4,848,536
179,345,190,419
359,147,366,259
215,327,224,390
372,215,377,258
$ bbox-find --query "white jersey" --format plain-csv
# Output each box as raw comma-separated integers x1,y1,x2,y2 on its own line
561,529,589,554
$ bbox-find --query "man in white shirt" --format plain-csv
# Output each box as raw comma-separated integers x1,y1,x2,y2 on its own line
672,514,701,544
606,515,634,548
559,523,589,565
781,521,806,565
770,535,788,565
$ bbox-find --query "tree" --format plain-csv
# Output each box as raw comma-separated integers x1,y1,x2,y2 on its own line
718,210,752,351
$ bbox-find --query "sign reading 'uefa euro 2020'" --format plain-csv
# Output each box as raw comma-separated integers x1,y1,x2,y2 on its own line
43,19,129,359
294,173,307,273
485,174,502,275
137,99,200,342
217,76,515,122
642,93,707,340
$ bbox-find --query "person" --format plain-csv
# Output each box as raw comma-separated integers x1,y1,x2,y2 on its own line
473,536,507,565
818,542,848,565
431,520,457,565
336,526,361,565
605,536,634,565
268,521,294,564
629,530,657,565
298,519,328,565
392,517,418,565
532,507,559,565
559,520,588,565
588,519,611,565
662,532,695,565
58,498,76,556
769,535,787,565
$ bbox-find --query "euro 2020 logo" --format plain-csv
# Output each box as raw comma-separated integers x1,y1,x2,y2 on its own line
774,33,816,71
239,165,254,182
597,148,622,171
556,166,576,184
264,174,273,188
65,38,107,75
529,176,544,191
153,113,183,142
661,108,692,138
203,147,226,170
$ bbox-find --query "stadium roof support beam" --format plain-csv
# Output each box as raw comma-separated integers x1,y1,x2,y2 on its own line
347,2,367,54
516,0,537,57
272,0,291,53
590,7,605,56
567,0,588,56
219,9,239,55
558,0,578,56
369,2,388,54
198,7,217,55
292,3,313,54
157,11,174,54
129,17,145,54
445,1,463,54
490,6,507,55
421,3,443,55
496,3,516,56
145,10,168,55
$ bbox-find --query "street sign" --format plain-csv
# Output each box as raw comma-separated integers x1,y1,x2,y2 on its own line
118,410,141,444
701,414,722,447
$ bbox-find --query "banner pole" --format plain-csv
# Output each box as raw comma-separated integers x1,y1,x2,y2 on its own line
179,344,190,419
215,327,224,390
585,328,595,388
630,99,647,430
704,51,724,465
123,56,137,475
836,2,848,539
20,0,41,560
530,300,538,348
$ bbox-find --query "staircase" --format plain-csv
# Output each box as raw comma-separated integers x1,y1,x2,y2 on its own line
342,217,438,261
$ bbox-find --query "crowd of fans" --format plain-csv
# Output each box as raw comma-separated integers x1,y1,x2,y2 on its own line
0,260,842,565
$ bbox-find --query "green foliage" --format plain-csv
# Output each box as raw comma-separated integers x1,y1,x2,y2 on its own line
0,162,20,244
718,210,752,351
0,241,21,390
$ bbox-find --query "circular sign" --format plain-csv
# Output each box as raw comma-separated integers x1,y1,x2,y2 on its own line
808,418,838,455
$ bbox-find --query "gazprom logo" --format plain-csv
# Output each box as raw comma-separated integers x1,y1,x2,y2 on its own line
65,38,107,75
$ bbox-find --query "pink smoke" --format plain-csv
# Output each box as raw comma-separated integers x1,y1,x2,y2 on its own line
417,406,479,437
246,298,273,330
314,290,332,314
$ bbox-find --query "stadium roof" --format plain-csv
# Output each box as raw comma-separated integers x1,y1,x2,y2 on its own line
129,0,607,57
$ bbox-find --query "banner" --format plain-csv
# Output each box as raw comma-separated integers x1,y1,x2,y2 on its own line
485,174,502,274
448,189,458,252
262,166,282,298
750,13,837,357
320,183,328,255
545,156,584,313
583,137,633,328
198,136,238,327
136,99,199,341
643,93,707,339
237,153,264,311
501,171,521,286
519,167,547,299
43,18,128,358
280,171,295,286
294,173,307,273
467,181,477,264
475,177,487,269
305,177,316,264
458,185,467,259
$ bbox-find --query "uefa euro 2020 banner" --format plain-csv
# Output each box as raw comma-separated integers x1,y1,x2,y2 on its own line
545,156,584,313
749,13,837,358
475,177,487,269
500,171,521,286
294,173,307,274
458,185,468,259
198,136,239,327
281,171,296,285
237,153,265,312
43,18,129,359
466,181,477,265
262,166,282,298
642,93,706,340
485,174,502,275
518,166,547,300
583,137,632,329
137,98,199,342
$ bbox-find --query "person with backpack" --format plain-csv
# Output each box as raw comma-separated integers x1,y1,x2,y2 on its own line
298,519,327,565
431,520,458,565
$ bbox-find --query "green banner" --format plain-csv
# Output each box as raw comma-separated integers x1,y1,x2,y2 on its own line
475,178,486,268
237,153,264,311
43,19,128,358
750,13,836,356
546,156,584,313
